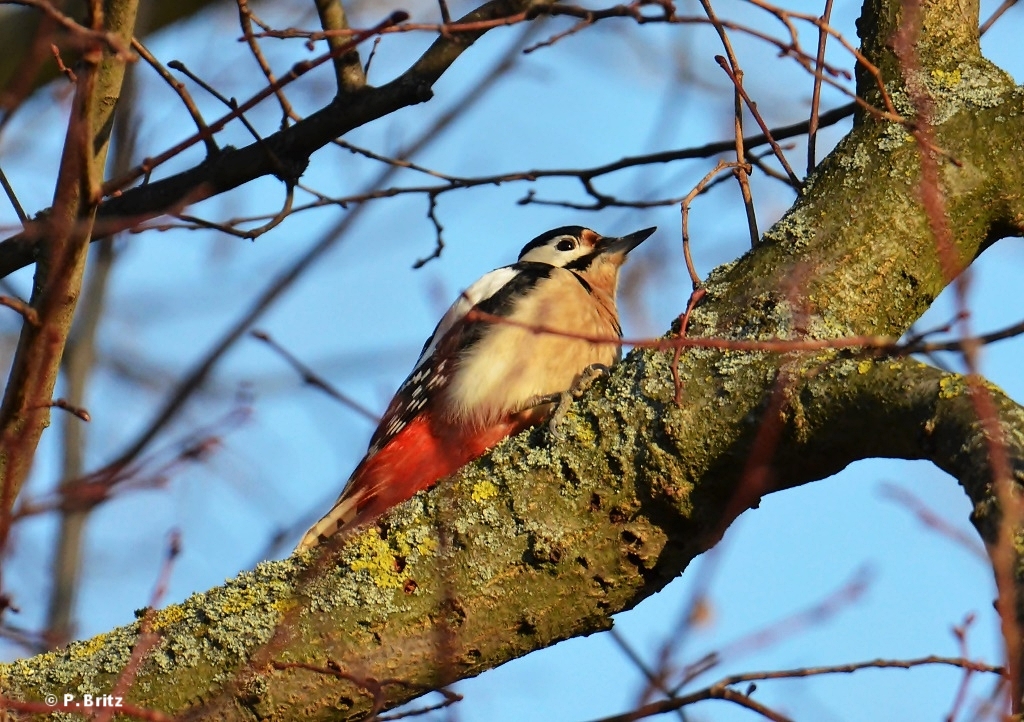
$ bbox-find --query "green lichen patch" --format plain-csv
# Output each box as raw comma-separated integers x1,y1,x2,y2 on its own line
0,560,298,711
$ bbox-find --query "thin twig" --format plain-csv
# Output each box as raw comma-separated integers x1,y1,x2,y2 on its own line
681,161,737,289
612,628,690,721
271,660,462,718
166,59,268,148
893,4,1021,707
0,164,27,224
170,183,294,240
462,305,1024,358
807,0,835,174
132,38,217,156
714,56,801,189
946,614,978,722
185,104,854,229
250,330,379,423
3,0,133,59
49,43,77,83
879,483,987,562
47,398,91,422
980,0,1018,35
100,11,407,197
94,531,181,722
697,0,758,247
588,656,1003,722
0,295,38,325
414,193,445,268
237,0,298,126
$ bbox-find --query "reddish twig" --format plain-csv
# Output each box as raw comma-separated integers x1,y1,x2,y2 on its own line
744,0,900,120
681,160,738,288
236,0,298,126
0,294,38,325
980,0,1018,35
464,305,1024,357
270,660,462,718
169,182,294,240
671,287,707,407
50,43,78,83
0,696,174,721
47,398,92,422
165,59,272,153
893,2,1020,708
94,532,181,722
714,567,872,666
946,614,978,722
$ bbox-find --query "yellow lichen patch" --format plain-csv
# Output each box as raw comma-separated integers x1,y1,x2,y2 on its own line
220,585,264,615
857,359,873,375
151,605,186,632
573,422,598,446
472,480,498,503
71,633,112,660
271,597,299,614
349,531,403,589
931,67,962,88
392,529,437,560
939,375,963,399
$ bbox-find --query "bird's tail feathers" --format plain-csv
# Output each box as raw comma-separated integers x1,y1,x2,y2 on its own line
296,485,364,551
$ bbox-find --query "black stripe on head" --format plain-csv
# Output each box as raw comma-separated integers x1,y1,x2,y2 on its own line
518,226,587,261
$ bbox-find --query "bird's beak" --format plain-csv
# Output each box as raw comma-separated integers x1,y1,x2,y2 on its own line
596,226,657,257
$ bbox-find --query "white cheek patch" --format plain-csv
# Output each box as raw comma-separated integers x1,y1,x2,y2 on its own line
518,239,591,267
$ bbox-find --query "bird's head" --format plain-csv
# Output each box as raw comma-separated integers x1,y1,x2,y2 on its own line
517,226,656,272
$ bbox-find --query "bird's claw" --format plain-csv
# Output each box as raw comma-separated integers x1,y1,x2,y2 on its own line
547,363,612,440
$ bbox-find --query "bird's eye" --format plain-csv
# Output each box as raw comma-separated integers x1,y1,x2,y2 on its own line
556,238,577,252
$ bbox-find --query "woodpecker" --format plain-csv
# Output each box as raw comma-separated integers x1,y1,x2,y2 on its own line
297,225,656,550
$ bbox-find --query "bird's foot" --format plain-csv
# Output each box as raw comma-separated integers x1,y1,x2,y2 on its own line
546,363,612,441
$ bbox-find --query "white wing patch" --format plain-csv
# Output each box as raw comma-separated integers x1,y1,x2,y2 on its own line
413,266,520,370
